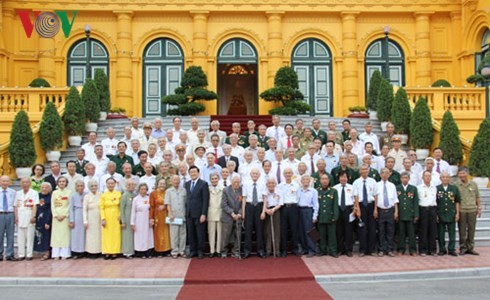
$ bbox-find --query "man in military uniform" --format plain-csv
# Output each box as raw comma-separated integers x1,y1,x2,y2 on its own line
300,128,314,149
331,154,358,185
456,167,481,255
317,174,339,257
110,141,135,175
397,172,419,255
225,122,247,146
256,124,270,150
75,148,90,176
385,156,401,186
341,119,351,142
361,154,380,182
436,172,461,256
293,118,305,138
311,118,327,145
379,122,395,150
311,159,334,189
132,150,157,177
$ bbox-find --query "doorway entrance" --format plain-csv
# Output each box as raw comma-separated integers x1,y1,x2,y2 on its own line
217,39,258,115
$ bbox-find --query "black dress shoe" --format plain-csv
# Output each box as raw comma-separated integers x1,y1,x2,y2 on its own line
6,257,17,261
242,253,250,259
280,252,287,258
258,251,267,259
466,250,480,256
330,253,339,258
346,252,353,257
449,251,458,257
438,251,447,256
197,254,204,259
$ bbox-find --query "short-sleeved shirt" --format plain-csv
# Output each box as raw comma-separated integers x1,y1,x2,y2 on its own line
242,181,267,204
266,190,283,208
352,177,377,203
455,180,480,212
278,181,300,204
375,181,399,209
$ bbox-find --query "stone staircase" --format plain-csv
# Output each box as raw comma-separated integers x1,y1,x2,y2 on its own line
9,115,490,248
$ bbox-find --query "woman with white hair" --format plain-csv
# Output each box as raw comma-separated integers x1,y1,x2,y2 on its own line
34,182,53,260
51,176,72,260
83,179,102,258
69,180,86,259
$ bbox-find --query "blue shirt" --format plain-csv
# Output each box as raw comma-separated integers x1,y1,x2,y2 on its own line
201,164,222,184
151,128,166,139
1,188,16,212
297,187,319,220
323,153,339,173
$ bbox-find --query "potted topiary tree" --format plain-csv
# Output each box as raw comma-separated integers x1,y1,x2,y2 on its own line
391,87,411,144
28,78,50,88
260,66,311,115
367,70,382,120
8,110,37,178
439,110,463,175
376,78,394,131
409,97,433,159
431,79,451,88
81,78,100,132
466,55,490,85
63,86,85,146
94,69,110,121
162,66,218,115
40,102,64,162
468,119,490,188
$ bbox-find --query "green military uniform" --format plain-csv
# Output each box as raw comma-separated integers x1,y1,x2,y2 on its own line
379,133,394,150
335,132,344,146
293,129,304,139
317,187,339,256
225,134,248,147
295,148,306,160
110,154,134,175
436,184,461,254
132,164,157,177
341,130,351,142
367,168,381,182
388,170,401,186
312,172,334,189
300,136,313,149
331,166,358,185
257,135,269,150
75,160,89,176
396,184,419,254
312,129,328,145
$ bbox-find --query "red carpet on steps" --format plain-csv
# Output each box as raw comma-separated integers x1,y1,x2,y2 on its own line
177,256,332,300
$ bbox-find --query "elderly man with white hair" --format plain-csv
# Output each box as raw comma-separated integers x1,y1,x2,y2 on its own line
151,117,166,139
187,117,201,145
101,127,119,157
207,120,227,146
130,116,144,140
15,177,39,260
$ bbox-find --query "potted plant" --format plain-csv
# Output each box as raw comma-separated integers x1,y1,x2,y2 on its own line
94,69,110,121
376,78,394,131
431,79,451,88
260,66,311,115
409,97,433,159
81,78,100,132
63,86,85,146
439,110,463,175
347,106,369,118
28,78,50,88
107,107,128,119
468,119,490,188
391,87,411,144
40,102,64,162
162,66,218,115
367,70,382,119
8,110,37,178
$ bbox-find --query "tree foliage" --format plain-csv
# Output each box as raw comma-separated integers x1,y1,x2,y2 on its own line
29,78,50,87
376,78,394,122
391,87,411,134
81,78,100,122
466,55,490,85
431,79,451,87
439,110,463,165
39,102,64,151
63,86,86,136
468,119,490,177
8,110,36,168
94,69,111,112
162,66,217,115
409,97,433,149
367,70,382,111
260,66,310,115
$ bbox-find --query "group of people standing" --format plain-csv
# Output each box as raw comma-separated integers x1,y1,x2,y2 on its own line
0,115,482,261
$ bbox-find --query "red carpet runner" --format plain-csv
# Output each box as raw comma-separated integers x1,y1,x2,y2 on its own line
177,256,332,299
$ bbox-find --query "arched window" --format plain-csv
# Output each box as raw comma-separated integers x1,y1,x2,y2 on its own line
67,39,109,86
143,38,184,116
365,39,405,94
475,28,490,73
291,39,333,115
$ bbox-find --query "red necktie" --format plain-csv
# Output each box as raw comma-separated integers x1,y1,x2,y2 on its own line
214,148,218,163
287,137,291,148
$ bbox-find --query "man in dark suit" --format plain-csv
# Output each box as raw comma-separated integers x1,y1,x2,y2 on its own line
44,161,66,190
185,166,210,259
218,144,239,172
220,176,243,258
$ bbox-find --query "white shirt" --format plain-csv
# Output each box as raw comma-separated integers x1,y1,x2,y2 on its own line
270,160,286,184
401,169,420,186
82,142,98,162
417,184,437,207
187,128,201,145
300,153,322,174
231,145,245,160
266,126,285,140
99,173,123,192
350,139,365,158
92,156,110,178
278,181,300,204
139,135,158,152
131,128,144,140
207,146,224,159
101,138,119,156
434,159,452,176
279,136,294,151
139,175,156,194
148,155,163,167
266,189,283,207
352,177,378,203
238,161,260,182
417,170,441,186
333,183,355,207
242,180,267,203
359,132,380,154
375,180,398,209
388,148,408,172
194,156,207,171
15,189,39,228
172,128,185,144
264,149,277,163
283,158,300,173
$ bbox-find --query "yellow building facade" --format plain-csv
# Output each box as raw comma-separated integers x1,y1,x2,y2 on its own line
0,0,489,118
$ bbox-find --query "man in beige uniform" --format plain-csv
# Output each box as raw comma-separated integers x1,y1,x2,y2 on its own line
455,167,481,255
